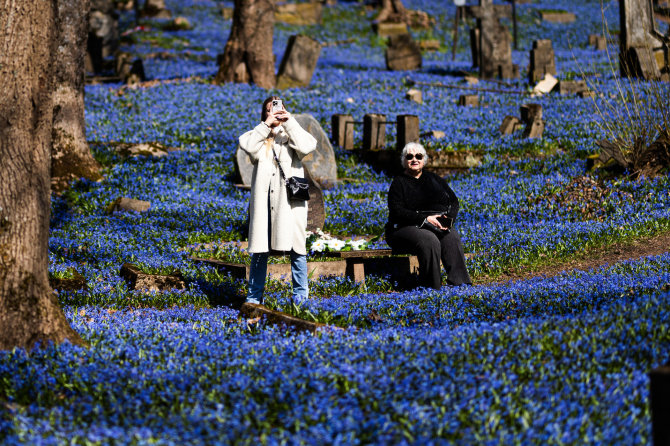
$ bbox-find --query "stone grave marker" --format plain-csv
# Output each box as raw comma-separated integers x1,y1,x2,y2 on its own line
529,39,556,83
303,169,326,232
458,94,479,106
363,114,387,151
332,114,355,150
86,0,119,74
465,0,517,79
539,10,576,23
276,35,322,89
106,197,151,214
620,0,663,79
406,88,423,104
558,80,588,95
120,263,185,292
235,114,337,187
532,73,558,95
374,22,409,38
594,36,607,51
115,52,146,84
499,116,522,135
275,1,323,26
385,34,422,71
396,115,419,151
142,0,172,18
294,113,337,187
520,103,544,138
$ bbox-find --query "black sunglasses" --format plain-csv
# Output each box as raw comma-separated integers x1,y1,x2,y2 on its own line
405,153,424,160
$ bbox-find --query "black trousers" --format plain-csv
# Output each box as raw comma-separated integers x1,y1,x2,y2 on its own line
387,225,471,289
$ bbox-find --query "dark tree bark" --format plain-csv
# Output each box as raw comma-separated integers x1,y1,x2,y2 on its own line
215,0,276,89
0,0,84,350
52,0,102,193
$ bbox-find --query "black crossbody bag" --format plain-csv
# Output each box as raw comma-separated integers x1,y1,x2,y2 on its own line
271,147,310,202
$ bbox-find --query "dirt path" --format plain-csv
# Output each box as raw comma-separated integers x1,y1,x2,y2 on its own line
476,232,670,285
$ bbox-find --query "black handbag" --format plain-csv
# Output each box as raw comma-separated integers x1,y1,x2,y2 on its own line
418,210,453,235
271,147,310,202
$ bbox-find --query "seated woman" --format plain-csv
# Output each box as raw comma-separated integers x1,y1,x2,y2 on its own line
385,142,471,289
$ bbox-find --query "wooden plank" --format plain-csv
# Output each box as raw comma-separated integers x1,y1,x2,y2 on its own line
320,249,393,258
240,303,327,333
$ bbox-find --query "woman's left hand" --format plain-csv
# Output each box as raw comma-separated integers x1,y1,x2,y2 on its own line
426,214,447,230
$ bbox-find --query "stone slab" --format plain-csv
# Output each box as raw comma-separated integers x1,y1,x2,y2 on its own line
275,1,323,26
386,34,422,71
106,197,151,214
396,115,420,151
458,94,479,106
49,270,88,292
276,34,322,89
120,263,186,291
331,114,355,150
294,113,337,187
539,11,576,23
374,22,409,38
499,115,522,135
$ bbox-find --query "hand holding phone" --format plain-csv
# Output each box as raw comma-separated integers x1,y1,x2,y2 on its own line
436,214,453,229
272,99,283,113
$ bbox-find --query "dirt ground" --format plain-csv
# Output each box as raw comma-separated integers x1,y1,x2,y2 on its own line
478,232,670,285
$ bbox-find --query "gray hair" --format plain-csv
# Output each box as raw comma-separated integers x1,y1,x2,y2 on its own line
400,142,428,164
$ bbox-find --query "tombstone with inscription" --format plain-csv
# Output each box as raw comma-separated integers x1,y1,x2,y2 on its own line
620,0,664,79
465,0,518,79
235,114,337,188
529,40,556,83
276,35,322,89
385,34,422,71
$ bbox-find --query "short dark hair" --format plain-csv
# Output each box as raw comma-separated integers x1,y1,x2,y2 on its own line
261,96,280,122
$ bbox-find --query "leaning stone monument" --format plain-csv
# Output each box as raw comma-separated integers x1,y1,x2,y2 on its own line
619,0,664,79
465,0,518,79
528,40,556,83
276,35,322,89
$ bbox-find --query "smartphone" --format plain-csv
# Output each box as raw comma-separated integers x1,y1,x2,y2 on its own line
272,99,283,113
436,215,453,228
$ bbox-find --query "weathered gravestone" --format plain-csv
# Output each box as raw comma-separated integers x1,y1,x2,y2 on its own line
276,35,322,89
374,22,409,38
385,34,422,71
619,0,663,79
589,34,608,51
558,80,588,96
275,1,323,26
539,10,576,23
499,115,523,135
106,197,151,214
304,170,326,232
520,103,544,138
406,88,423,104
529,39,556,83
120,263,186,292
115,52,146,84
465,0,518,79
235,114,337,188
86,0,119,74
458,94,479,106
396,115,419,150
142,0,172,18
331,114,355,150
363,114,387,151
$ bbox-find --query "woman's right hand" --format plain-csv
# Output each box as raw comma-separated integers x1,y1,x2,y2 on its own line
265,111,278,127
426,214,447,230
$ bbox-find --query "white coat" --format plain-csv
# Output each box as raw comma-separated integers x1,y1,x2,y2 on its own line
239,117,317,254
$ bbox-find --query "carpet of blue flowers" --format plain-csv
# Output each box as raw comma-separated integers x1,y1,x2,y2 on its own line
2,0,670,443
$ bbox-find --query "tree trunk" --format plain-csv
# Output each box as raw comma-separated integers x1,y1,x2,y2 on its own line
375,0,407,23
0,0,84,351
215,0,276,89
52,0,102,193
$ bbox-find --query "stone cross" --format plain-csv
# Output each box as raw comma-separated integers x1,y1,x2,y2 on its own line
619,0,663,79
465,0,517,79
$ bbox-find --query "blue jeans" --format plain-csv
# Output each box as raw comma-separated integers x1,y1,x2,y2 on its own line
247,251,308,304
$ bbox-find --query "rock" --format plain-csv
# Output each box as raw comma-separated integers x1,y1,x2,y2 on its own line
120,263,186,292
422,130,445,139
275,1,323,26
164,16,192,31
106,197,151,214
112,142,175,158
406,88,423,104
458,94,479,106
294,113,337,187
49,270,88,293
385,33,422,71
276,34,322,89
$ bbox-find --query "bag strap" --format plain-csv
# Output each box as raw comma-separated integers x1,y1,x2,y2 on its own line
270,145,289,183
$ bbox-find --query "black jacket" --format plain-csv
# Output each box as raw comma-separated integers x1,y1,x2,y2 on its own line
386,170,460,232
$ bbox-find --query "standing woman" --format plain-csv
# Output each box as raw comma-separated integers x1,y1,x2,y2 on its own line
239,96,317,304
386,142,471,289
